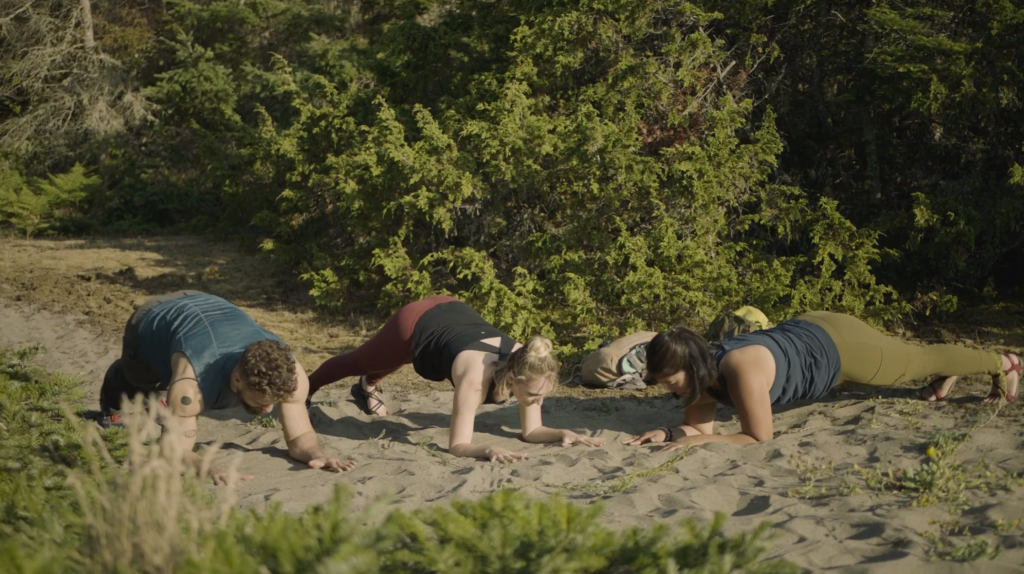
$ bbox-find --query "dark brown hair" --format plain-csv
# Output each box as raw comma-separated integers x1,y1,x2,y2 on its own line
646,325,717,407
239,339,297,404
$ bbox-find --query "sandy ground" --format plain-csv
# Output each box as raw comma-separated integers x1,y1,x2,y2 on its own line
2,236,1024,573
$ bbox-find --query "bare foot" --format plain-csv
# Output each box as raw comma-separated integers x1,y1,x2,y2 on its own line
984,353,1021,403
920,376,958,402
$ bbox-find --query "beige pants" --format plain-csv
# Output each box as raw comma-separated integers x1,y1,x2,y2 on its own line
797,311,1001,386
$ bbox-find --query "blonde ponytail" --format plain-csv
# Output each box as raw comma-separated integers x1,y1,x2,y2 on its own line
492,336,560,403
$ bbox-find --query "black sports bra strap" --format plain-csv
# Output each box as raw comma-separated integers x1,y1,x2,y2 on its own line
462,335,517,359
497,336,516,361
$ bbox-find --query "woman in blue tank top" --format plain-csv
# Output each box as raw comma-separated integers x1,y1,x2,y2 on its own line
623,311,1020,450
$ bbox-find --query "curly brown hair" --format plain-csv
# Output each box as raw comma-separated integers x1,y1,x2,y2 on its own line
239,339,297,404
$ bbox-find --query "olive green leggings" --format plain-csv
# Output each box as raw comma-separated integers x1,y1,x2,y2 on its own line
796,311,1002,386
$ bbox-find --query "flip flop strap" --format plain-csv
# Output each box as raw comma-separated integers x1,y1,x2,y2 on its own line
366,385,385,408
1007,358,1022,376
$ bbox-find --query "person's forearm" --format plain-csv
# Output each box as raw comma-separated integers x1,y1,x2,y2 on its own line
672,433,760,447
521,426,565,444
182,450,205,471
287,430,325,463
675,424,707,437
448,442,491,460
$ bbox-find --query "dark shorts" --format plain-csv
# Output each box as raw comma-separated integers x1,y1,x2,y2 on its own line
99,290,203,412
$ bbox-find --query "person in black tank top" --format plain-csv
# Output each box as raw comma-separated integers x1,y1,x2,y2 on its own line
622,311,1020,452
307,296,605,462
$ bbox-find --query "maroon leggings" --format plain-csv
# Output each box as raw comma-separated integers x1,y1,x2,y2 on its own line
307,295,458,396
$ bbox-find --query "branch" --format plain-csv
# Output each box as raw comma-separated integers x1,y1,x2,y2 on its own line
0,0,34,25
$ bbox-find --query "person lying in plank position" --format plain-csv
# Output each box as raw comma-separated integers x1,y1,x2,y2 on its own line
99,290,356,483
307,295,605,462
623,311,1020,450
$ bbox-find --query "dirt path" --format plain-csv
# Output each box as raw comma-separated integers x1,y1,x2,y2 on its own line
3,236,1023,573
0,300,117,393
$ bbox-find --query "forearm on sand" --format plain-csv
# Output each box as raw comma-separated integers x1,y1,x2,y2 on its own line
448,442,492,460
286,430,327,463
675,424,708,437
521,426,566,444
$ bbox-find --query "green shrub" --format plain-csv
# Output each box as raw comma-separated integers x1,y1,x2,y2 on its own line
700,0,1024,298
0,164,98,238
193,0,897,349
378,491,797,574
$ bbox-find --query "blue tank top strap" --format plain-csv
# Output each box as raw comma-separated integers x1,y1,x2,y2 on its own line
706,343,734,405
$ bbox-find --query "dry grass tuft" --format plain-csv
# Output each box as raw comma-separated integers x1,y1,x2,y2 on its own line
66,396,242,574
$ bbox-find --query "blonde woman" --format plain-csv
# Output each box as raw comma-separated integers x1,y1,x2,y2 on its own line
308,295,604,462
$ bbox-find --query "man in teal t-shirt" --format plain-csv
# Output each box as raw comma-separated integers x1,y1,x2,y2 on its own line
101,291,356,484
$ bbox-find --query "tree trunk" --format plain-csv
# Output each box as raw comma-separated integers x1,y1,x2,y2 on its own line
80,0,95,50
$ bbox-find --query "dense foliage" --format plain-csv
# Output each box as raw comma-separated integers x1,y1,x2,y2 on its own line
3,0,1022,348
700,0,1024,299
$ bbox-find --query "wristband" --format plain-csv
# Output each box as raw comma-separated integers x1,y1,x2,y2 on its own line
657,426,674,442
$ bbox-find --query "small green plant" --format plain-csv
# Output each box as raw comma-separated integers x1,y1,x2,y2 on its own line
371,428,396,450
786,455,838,499
872,398,927,431
991,518,1024,534
415,441,455,467
248,414,279,428
853,425,1021,509
921,517,1001,562
560,451,688,496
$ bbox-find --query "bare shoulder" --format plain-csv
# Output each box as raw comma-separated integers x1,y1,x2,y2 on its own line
167,378,203,417
451,351,488,389
283,360,310,405
720,345,774,376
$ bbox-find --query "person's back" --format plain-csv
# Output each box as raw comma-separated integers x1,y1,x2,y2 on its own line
133,293,282,409
712,319,841,406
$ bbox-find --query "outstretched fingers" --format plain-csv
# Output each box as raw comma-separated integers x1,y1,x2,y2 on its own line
309,457,358,472
489,451,528,464
559,431,606,447
209,468,254,486
621,430,662,446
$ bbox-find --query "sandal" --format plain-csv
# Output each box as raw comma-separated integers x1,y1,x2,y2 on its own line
919,376,957,402
986,353,1022,403
350,376,387,415
94,411,125,429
